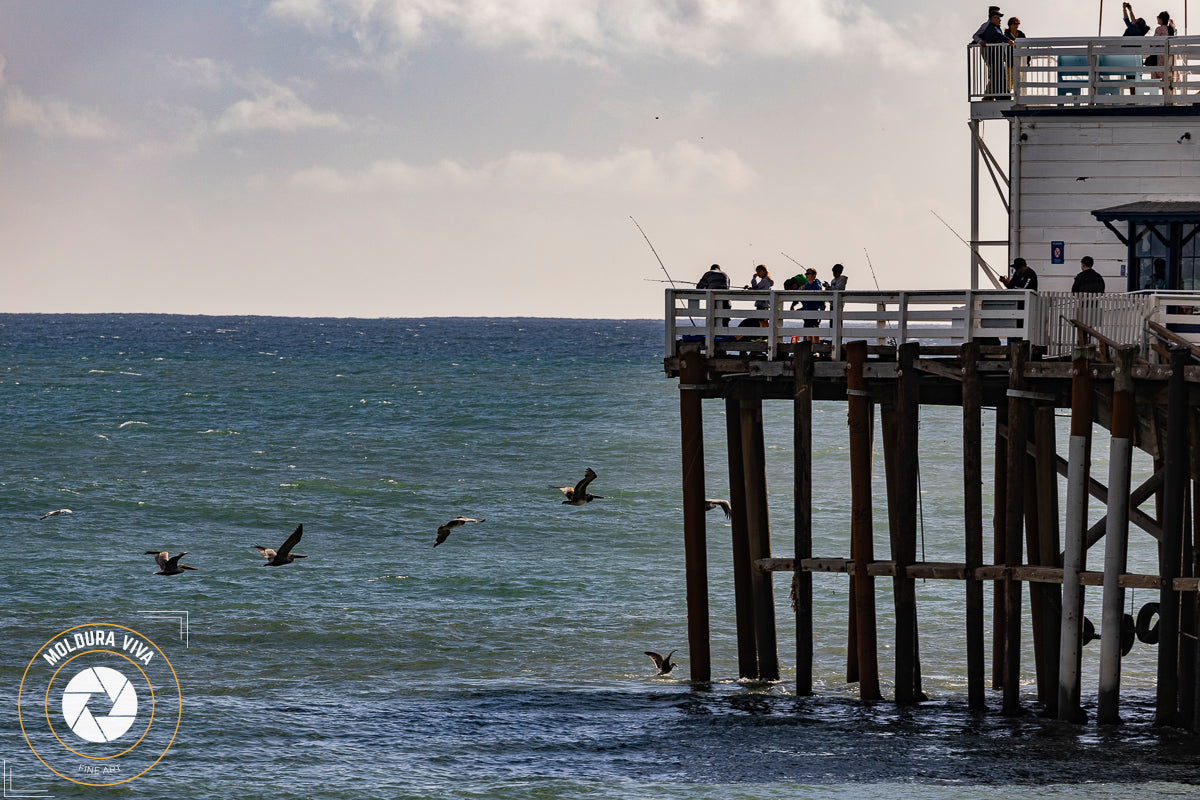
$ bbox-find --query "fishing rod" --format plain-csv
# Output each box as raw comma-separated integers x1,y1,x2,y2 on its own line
630,216,696,325
780,251,806,270
643,278,691,284
930,209,1004,289
862,248,882,291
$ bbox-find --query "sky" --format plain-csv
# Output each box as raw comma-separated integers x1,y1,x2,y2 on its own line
0,1,1162,319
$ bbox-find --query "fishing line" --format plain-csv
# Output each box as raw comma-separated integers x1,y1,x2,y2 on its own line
863,248,882,291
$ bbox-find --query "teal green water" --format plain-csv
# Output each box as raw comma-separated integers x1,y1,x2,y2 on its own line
1,314,1195,798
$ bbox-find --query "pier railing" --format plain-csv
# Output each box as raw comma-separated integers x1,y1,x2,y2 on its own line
664,288,1200,360
969,36,1200,105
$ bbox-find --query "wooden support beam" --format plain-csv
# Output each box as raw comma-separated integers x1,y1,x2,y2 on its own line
1157,346,1189,727
1003,342,1029,715
678,345,712,683
741,397,779,682
961,341,987,710
892,342,921,704
725,396,758,680
992,396,1008,690
846,340,881,701
793,343,815,696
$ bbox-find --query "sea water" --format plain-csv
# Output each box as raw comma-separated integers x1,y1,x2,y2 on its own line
0,314,1197,798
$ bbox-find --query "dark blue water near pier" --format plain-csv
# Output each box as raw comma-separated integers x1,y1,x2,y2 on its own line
1,314,1197,798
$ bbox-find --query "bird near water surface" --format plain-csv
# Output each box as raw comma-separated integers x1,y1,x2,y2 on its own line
39,508,73,520
255,524,307,566
704,498,732,518
145,550,197,576
434,516,485,547
645,650,677,675
553,467,606,505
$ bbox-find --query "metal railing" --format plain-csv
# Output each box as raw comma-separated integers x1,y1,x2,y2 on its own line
969,36,1200,105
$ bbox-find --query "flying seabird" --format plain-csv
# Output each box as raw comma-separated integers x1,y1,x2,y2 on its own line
704,499,732,518
254,524,307,566
145,551,197,576
39,509,73,520
645,650,677,675
553,467,606,505
434,516,485,547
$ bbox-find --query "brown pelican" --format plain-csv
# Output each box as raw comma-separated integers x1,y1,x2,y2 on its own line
704,499,732,518
553,468,605,505
434,517,485,547
145,551,197,576
255,524,307,566
645,650,677,675
39,509,73,520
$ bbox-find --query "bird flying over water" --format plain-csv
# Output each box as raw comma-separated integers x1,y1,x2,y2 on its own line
704,499,732,518
434,516,485,547
553,467,605,505
145,551,197,576
39,508,73,520
255,524,307,566
645,650,677,675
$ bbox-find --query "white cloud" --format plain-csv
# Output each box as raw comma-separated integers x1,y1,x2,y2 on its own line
287,140,756,195
2,85,117,140
213,81,346,133
266,0,921,67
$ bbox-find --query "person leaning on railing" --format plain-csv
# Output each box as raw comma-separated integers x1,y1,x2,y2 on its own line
999,257,1038,290
972,6,1011,96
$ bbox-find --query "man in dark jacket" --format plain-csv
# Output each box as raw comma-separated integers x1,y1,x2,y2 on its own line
1071,256,1106,293
973,6,1011,95
1000,257,1038,290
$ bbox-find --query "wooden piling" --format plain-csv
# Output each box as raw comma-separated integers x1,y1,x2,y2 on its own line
892,342,921,703
1157,345,1189,727
1099,346,1138,725
846,340,881,701
1058,341,1093,723
725,396,758,680
741,397,780,681
1033,406,1063,713
961,341,986,710
678,345,712,683
992,396,1009,690
793,344,815,696
1003,342,1029,715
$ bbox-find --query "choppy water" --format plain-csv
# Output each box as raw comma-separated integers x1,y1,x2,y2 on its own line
1,314,1197,798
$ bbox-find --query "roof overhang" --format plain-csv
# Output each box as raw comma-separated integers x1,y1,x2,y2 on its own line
1093,201,1200,224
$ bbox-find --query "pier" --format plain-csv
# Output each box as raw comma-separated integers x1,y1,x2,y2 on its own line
665,288,1200,727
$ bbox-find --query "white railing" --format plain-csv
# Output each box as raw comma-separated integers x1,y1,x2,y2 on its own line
668,289,1200,361
667,289,1039,360
968,36,1200,105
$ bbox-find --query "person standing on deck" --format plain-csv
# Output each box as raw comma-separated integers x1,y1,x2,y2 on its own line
973,7,1010,96
1000,257,1038,290
696,263,730,328
800,267,825,340
824,263,848,291
746,264,773,310
696,264,728,290
1072,256,1106,293
1150,11,1176,82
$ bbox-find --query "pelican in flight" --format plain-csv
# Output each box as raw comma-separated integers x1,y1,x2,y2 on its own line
553,467,605,505
434,516,485,547
255,524,307,566
704,499,732,518
39,509,73,520
645,650,677,675
145,551,197,576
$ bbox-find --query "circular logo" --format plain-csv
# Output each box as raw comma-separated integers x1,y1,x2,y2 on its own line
18,623,181,787
61,666,139,743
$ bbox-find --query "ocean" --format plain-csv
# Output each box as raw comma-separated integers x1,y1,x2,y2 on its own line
1,313,1197,799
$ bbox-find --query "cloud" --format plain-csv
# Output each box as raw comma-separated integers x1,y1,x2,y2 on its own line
288,141,755,195
213,80,346,134
2,85,117,140
266,0,923,67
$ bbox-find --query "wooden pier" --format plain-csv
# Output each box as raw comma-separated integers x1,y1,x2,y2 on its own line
665,289,1200,727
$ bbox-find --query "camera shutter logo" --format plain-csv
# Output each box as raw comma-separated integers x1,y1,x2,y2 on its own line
18,623,182,787
61,666,139,743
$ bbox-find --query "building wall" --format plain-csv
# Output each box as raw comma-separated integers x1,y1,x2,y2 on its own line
1011,113,1200,291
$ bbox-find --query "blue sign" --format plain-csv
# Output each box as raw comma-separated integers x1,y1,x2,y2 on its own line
1051,241,1064,264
